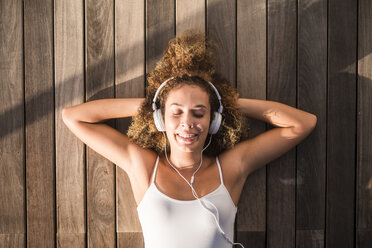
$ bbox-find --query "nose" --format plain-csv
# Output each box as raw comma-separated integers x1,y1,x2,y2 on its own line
180,112,194,129
181,122,194,129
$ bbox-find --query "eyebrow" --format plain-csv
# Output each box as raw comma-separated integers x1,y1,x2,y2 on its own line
170,103,207,109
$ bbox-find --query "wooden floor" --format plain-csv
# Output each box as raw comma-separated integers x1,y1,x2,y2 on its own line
0,0,371,247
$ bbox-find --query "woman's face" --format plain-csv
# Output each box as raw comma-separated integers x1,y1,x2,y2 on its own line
164,84,211,153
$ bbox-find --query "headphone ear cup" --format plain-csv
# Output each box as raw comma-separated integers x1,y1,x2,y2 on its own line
209,112,222,134
153,109,165,132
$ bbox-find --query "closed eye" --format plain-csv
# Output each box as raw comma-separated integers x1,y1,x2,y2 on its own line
192,109,206,118
193,113,204,118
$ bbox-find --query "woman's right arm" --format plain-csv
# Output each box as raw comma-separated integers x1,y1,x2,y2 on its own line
62,98,154,175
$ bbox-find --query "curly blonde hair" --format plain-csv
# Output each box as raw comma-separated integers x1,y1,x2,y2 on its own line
127,29,248,156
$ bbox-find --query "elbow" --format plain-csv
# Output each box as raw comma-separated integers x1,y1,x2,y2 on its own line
61,108,67,122
300,113,318,134
61,108,68,124
312,113,317,125
308,114,317,131
61,107,74,124
305,114,317,137
292,113,317,137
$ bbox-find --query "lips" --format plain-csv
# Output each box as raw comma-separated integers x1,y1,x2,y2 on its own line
176,133,199,143
178,133,197,138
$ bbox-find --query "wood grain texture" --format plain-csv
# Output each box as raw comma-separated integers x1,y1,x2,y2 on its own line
0,0,25,246
357,0,372,230
86,0,116,247
237,0,266,100
236,168,266,230
267,0,297,247
296,230,324,248
57,233,85,248
115,0,145,99
117,232,144,248
236,231,265,248
236,0,266,246
0,1,366,247
0,234,24,248
297,0,327,237
116,166,144,238
146,0,175,73
357,229,372,248
55,0,86,247
236,169,266,247
115,0,145,244
327,0,357,247
24,0,55,247
207,0,236,86
176,0,205,34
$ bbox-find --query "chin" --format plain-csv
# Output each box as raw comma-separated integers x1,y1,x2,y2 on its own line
172,133,207,153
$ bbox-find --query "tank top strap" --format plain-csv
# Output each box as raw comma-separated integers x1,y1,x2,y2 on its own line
215,156,224,185
151,156,160,184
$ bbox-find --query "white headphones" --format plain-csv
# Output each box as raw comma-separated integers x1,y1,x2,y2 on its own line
152,77,223,134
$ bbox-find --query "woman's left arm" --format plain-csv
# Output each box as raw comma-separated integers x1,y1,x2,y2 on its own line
237,98,317,131
223,98,317,179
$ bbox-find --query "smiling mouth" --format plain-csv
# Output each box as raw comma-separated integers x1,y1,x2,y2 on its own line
176,133,199,143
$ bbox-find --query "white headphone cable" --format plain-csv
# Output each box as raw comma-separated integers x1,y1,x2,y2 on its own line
163,132,212,185
162,132,245,248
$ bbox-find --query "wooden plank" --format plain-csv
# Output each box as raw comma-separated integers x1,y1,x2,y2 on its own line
236,169,266,230
236,231,265,248
85,0,116,247
327,0,357,247
115,2,145,245
357,229,372,248
24,0,55,247
357,0,372,231
146,0,175,73
236,0,266,246
296,230,324,248
56,233,85,248
176,0,205,34
0,234,25,248
0,1,25,247
267,0,297,248
115,0,145,100
55,0,86,247
207,0,236,85
117,232,144,248
237,0,266,100
296,0,327,243
116,172,144,247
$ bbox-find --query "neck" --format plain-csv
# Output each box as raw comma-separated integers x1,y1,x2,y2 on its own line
168,149,202,171
162,133,212,172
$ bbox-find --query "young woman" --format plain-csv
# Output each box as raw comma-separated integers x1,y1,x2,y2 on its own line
62,31,317,248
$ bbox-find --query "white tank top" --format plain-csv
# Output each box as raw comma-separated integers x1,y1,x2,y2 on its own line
137,156,238,248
